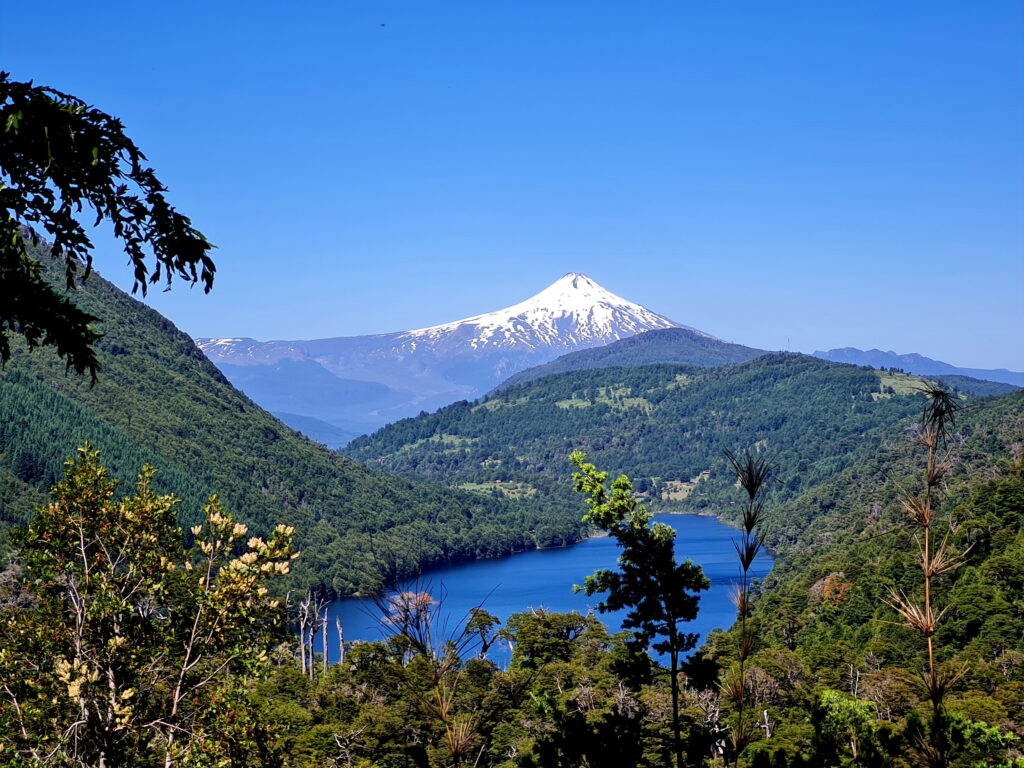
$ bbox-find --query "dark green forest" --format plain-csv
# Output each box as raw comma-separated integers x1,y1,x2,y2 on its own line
496,327,765,389
0,244,587,594
226,386,1024,766
346,355,935,521
5,388,1019,766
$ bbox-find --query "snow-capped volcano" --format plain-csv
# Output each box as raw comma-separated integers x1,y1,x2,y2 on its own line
392,272,690,352
197,273,707,439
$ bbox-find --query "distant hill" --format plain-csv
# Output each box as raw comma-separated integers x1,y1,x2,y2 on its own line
218,359,410,438
814,347,1024,388
0,243,588,592
271,412,359,449
930,375,1019,397
345,355,936,515
497,328,765,389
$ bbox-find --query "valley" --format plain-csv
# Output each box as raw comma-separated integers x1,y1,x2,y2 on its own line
4,15,1023,765
2,247,1021,765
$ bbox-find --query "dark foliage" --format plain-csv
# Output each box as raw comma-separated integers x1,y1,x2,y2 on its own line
1,72,214,377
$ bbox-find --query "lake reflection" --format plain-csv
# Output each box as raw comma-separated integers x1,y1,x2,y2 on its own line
318,514,772,665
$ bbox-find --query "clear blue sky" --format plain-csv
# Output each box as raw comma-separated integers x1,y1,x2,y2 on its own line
7,1,1024,369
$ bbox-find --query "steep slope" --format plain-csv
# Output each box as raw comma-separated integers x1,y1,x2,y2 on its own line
497,327,765,390
0,243,587,591
815,347,1024,387
196,273,691,435
345,355,936,515
696,387,1024,756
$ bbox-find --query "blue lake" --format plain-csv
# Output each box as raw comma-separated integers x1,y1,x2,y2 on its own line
319,514,772,665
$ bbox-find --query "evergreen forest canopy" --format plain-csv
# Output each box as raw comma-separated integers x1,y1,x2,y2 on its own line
1,387,1021,766
0,241,588,594
345,355,939,536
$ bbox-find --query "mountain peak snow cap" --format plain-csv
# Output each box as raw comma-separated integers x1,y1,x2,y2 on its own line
401,271,707,349
536,272,610,298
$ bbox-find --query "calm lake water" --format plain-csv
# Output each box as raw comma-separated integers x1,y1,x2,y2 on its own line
318,514,772,665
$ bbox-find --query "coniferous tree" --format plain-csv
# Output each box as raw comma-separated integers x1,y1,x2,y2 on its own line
570,450,709,768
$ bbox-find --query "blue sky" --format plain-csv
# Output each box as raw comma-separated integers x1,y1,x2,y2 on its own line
7,1,1024,368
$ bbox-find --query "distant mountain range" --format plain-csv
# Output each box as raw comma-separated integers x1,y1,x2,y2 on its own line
198,280,1021,446
197,274,692,439
813,348,1024,388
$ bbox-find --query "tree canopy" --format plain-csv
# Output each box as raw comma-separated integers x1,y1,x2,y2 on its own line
570,450,708,768
1,72,214,378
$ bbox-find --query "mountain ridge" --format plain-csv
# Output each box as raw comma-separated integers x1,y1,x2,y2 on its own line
813,347,1024,388
496,327,766,390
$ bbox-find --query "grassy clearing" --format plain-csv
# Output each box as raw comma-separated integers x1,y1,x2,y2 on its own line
398,433,479,452
873,371,930,399
658,470,711,501
555,386,651,412
472,397,528,412
457,480,538,498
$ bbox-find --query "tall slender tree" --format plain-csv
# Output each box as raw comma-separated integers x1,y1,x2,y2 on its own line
886,385,966,768
724,448,772,765
570,451,709,768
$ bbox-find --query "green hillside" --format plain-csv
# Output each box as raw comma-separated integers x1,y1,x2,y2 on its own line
0,244,587,593
931,374,1020,397
694,387,1024,759
497,327,765,389
345,355,942,520
264,384,1023,766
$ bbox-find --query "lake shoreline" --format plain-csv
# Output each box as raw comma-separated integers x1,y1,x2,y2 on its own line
324,514,774,665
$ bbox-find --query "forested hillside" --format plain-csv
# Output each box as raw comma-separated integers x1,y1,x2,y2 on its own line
695,387,1024,763
931,374,1019,397
346,355,939,519
239,388,1024,767
0,244,586,593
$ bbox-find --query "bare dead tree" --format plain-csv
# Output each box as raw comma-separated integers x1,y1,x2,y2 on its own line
335,616,345,666
296,592,313,677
